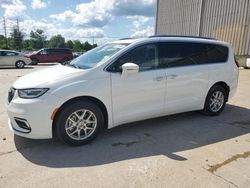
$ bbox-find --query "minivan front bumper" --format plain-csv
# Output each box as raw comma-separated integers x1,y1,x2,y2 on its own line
6,91,64,139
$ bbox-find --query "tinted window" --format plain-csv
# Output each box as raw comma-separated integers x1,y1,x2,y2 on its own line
39,50,48,55
0,51,5,56
4,51,19,56
158,42,228,68
50,49,71,54
50,49,60,54
108,43,159,72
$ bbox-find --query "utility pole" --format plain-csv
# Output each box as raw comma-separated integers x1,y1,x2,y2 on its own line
16,18,19,32
92,36,94,45
3,17,8,48
16,18,20,51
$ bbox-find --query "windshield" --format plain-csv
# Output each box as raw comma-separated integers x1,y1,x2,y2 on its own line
69,43,128,69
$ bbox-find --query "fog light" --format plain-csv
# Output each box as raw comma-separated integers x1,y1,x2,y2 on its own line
14,118,31,131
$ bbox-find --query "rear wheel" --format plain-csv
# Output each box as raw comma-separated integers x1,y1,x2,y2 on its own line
55,100,104,146
202,85,227,116
15,61,25,68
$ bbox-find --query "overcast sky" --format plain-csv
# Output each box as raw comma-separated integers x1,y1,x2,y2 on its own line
0,0,156,44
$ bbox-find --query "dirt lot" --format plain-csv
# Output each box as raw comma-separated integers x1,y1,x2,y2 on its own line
0,64,249,188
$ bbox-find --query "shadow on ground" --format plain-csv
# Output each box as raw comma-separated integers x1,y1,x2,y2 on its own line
14,104,250,168
34,63,59,66
0,66,34,70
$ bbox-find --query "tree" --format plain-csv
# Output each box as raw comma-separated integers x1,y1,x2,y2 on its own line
48,34,66,48
30,29,47,50
73,40,84,52
22,39,33,50
83,41,92,51
0,35,7,49
66,40,74,49
9,28,23,50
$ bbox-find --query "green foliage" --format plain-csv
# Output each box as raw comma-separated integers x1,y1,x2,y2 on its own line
9,28,23,50
66,40,74,49
30,29,47,49
0,30,97,52
83,41,93,51
48,34,66,48
73,40,84,52
22,39,33,51
0,35,7,49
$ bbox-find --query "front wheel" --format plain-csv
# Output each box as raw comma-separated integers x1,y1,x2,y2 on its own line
202,85,227,116
55,100,104,146
60,58,69,65
31,58,38,65
15,61,25,68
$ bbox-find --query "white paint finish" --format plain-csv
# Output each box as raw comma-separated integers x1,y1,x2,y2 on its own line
111,69,166,126
247,58,250,68
165,65,210,114
5,37,239,139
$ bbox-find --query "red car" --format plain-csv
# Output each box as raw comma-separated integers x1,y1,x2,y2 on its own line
26,48,73,65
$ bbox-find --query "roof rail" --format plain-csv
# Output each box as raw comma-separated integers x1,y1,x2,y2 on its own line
119,38,134,40
149,35,216,40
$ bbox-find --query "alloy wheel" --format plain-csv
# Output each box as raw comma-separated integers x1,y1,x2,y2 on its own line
65,109,97,140
209,91,224,112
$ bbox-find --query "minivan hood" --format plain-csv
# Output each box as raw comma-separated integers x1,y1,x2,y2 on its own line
13,65,83,89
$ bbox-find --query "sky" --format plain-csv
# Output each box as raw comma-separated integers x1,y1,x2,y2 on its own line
0,0,156,44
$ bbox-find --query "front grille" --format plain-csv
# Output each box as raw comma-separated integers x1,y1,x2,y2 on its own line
8,87,16,103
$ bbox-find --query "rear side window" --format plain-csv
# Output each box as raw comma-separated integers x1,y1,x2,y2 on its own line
158,42,228,68
50,49,71,54
4,51,19,56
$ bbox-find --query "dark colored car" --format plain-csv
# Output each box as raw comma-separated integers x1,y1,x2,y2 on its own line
73,52,84,58
26,48,73,65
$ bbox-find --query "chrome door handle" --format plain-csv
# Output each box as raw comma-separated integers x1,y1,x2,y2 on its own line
167,74,178,79
154,76,165,81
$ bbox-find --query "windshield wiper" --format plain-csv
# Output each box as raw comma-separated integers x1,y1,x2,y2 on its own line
66,63,80,69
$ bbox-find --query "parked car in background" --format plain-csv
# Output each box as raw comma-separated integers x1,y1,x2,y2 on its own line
26,48,73,65
0,50,30,68
6,36,239,146
73,52,84,58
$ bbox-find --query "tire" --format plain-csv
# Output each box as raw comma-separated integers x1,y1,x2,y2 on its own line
202,85,227,116
55,100,104,146
31,58,38,65
60,57,69,65
15,61,25,68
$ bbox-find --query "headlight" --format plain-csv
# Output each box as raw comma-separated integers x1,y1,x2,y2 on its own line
18,88,49,99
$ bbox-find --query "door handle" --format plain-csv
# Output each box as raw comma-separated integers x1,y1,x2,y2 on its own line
167,74,178,79
154,76,165,81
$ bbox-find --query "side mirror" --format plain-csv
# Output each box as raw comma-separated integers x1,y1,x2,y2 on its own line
122,63,139,75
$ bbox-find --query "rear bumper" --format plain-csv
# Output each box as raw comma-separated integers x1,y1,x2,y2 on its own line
228,68,239,99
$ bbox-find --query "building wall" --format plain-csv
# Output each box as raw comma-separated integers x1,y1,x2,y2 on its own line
156,0,250,56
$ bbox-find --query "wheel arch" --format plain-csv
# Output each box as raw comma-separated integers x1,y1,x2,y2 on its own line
31,57,39,64
15,60,25,66
211,81,230,101
52,96,109,137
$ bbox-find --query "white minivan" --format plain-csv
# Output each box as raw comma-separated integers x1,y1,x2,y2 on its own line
6,36,239,145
